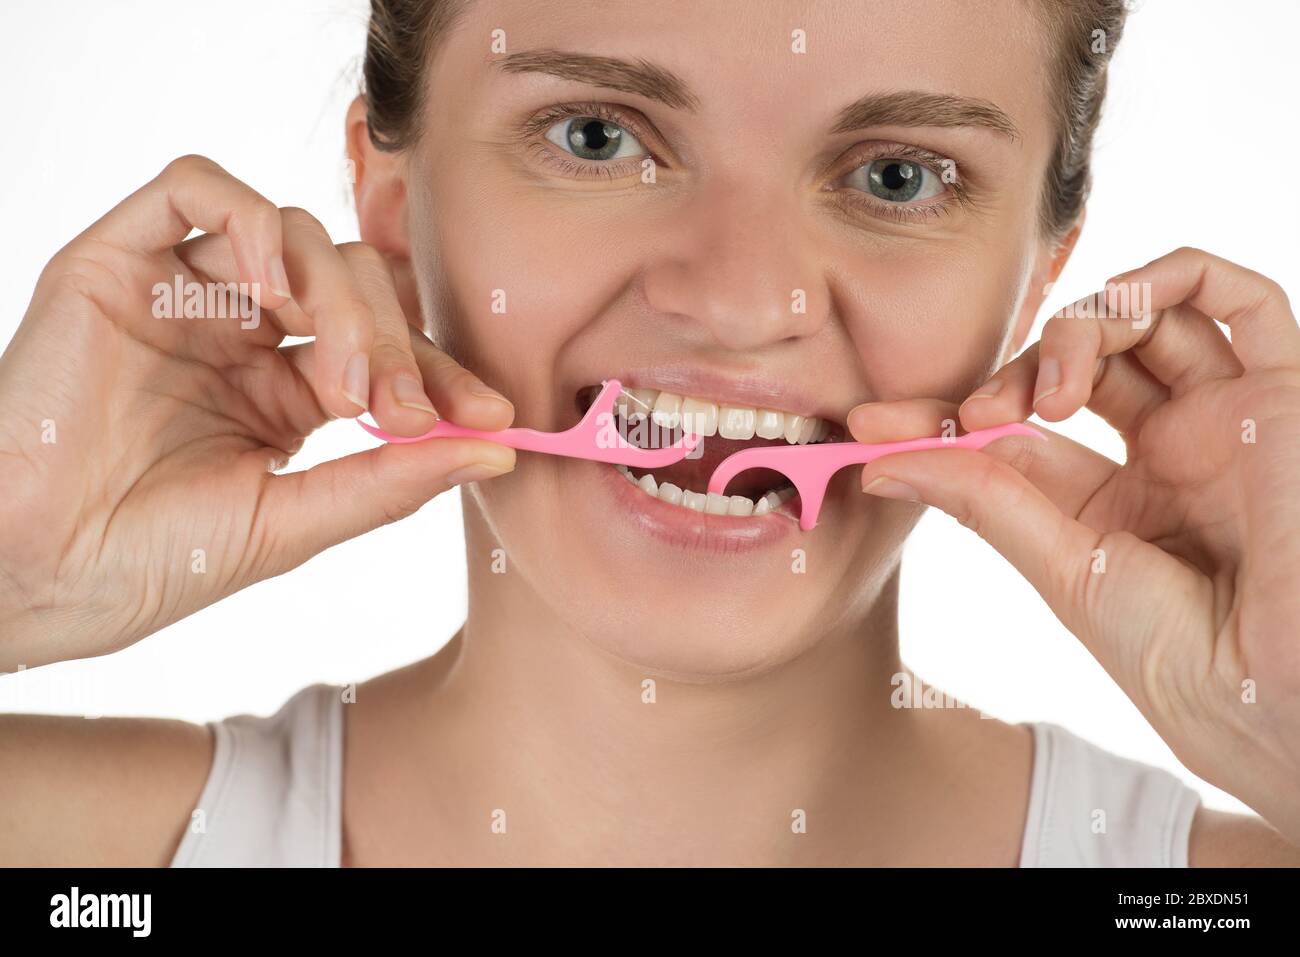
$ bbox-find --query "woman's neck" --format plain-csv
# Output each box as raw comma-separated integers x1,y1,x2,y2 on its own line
370,521,1032,866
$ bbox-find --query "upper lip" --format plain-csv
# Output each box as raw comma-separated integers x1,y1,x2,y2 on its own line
573,363,853,425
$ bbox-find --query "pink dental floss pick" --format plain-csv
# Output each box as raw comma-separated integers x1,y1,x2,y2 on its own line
360,377,1042,530
357,378,700,468
706,423,1046,530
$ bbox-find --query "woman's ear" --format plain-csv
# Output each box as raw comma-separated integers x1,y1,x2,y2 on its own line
1007,214,1085,356
345,95,423,329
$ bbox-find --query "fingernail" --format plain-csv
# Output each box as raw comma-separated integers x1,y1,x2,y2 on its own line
392,374,437,414
961,378,1004,406
846,402,876,434
268,256,291,298
467,378,513,408
862,476,920,501
1032,356,1061,407
446,461,513,486
342,353,370,411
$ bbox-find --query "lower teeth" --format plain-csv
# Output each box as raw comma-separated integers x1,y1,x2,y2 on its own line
614,464,796,517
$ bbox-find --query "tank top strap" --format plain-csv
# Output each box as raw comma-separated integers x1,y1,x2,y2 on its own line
170,683,344,867
1020,721,1201,867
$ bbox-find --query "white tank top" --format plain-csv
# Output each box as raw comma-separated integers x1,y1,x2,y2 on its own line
169,683,1202,867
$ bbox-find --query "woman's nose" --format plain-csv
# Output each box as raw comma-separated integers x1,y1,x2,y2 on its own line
640,180,827,351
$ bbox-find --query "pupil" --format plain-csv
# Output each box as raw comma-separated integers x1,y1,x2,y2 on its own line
581,120,609,150
881,162,913,191
568,118,621,158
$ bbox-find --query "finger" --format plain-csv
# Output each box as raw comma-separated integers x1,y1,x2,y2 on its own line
960,342,1170,438
851,396,1117,519
1031,289,1239,422
860,445,1102,620
1122,302,1243,393
255,437,516,575
337,242,438,437
279,325,514,427
846,397,962,443
1109,246,1300,372
407,333,515,431
272,208,376,420
82,154,290,309
172,231,289,347
858,443,1204,686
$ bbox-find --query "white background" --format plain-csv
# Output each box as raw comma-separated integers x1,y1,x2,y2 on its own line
2,0,1298,817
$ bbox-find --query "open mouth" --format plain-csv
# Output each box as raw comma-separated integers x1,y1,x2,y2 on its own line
576,384,843,519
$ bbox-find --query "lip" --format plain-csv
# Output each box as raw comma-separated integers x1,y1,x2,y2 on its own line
589,457,801,553
567,363,851,425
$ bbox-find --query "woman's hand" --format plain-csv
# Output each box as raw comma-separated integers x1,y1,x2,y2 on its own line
849,247,1300,844
0,155,516,670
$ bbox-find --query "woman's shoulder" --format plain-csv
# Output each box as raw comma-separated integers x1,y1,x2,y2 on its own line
1021,720,1298,867
0,706,213,865
169,682,345,867
1020,720,1202,867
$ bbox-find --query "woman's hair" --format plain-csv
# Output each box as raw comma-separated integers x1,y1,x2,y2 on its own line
363,0,1128,241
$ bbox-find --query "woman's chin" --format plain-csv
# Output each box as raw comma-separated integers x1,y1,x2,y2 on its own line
471,458,870,680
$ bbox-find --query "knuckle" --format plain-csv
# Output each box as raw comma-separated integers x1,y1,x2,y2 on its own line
230,198,281,240
41,245,122,301
950,456,999,534
162,153,222,182
1260,275,1289,308
371,340,415,372
340,242,395,286
279,205,324,234
333,294,377,327
1002,433,1040,477
339,241,385,268
952,503,980,534
378,496,423,526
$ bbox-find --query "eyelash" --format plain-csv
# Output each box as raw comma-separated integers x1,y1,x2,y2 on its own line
518,101,662,180
517,104,969,224
825,143,969,226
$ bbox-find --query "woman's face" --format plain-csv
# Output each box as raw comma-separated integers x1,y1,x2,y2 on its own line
398,0,1061,675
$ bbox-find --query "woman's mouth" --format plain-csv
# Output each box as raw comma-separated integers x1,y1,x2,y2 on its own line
576,384,843,520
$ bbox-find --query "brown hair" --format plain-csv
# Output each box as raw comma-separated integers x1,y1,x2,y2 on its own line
1032,0,1129,241
362,0,1128,241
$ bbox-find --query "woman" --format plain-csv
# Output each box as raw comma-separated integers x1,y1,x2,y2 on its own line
2,0,1298,866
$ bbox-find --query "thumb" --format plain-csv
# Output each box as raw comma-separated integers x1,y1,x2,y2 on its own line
859,441,1213,704
256,437,515,575
859,442,1103,632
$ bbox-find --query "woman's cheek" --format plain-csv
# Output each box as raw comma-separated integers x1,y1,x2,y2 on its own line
428,177,646,374
836,246,1019,401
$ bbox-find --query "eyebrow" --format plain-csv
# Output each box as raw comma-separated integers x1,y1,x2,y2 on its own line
499,49,700,111
832,90,1020,140
497,51,1018,142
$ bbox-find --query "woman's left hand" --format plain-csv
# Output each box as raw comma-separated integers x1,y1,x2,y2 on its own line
849,247,1300,844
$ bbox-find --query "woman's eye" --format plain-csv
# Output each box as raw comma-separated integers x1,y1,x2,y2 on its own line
544,116,646,161
844,158,944,204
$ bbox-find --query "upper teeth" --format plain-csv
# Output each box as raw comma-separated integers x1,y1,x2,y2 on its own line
615,388,836,444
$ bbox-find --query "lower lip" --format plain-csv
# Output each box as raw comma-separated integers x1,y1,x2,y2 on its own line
590,458,802,553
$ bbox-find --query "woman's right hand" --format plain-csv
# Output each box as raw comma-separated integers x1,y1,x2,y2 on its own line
0,155,516,670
